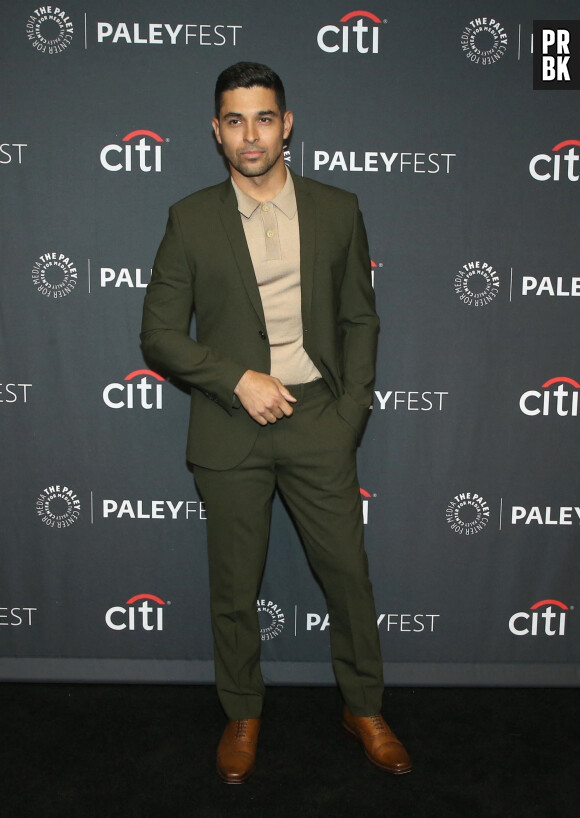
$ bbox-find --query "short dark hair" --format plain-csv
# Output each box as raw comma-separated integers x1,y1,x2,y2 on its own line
214,62,286,117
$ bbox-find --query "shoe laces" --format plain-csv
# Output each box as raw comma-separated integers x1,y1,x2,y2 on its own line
370,714,386,732
235,719,249,738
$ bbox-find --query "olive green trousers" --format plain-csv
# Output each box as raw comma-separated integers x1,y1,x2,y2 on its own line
194,379,384,720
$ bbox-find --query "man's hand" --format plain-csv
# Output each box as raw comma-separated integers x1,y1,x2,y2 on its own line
234,370,296,425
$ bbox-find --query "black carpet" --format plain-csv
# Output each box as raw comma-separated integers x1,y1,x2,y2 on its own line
1,683,578,817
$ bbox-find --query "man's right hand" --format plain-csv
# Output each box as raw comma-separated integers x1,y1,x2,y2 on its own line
234,370,296,426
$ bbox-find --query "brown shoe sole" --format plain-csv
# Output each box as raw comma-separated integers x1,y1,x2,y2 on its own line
217,763,255,784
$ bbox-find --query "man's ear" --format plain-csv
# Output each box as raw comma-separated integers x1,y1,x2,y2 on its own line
211,117,222,145
282,110,293,140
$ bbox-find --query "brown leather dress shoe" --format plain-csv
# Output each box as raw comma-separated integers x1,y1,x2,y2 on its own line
216,718,260,784
342,707,412,774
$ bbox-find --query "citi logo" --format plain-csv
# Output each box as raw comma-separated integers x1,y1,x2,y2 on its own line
103,369,164,410
105,594,166,631
519,377,580,416
509,599,569,637
317,10,382,54
100,130,165,173
360,488,373,525
529,140,580,181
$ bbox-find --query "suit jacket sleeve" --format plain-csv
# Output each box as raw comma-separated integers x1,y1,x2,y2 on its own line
335,197,380,439
140,205,247,414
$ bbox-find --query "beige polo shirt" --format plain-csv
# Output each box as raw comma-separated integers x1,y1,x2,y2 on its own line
232,172,321,385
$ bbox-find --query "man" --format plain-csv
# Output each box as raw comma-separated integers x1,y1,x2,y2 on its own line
141,62,411,782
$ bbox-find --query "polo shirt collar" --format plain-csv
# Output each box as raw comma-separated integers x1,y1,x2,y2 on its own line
231,168,297,219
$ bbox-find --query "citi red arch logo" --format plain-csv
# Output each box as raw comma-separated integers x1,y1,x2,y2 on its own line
529,140,580,181
103,369,164,409
360,487,373,525
105,593,166,631
317,10,383,54
100,129,165,172
509,599,569,636
520,377,580,417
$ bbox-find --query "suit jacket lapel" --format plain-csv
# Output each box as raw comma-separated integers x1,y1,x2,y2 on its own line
292,171,316,325
218,179,266,325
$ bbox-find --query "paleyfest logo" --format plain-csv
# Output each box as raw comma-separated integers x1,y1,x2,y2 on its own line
461,17,508,65
26,6,74,54
95,20,241,47
317,10,383,54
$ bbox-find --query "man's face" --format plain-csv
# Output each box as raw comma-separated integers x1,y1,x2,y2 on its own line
212,86,293,180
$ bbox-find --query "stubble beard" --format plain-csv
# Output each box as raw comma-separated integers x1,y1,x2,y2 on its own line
230,147,283,179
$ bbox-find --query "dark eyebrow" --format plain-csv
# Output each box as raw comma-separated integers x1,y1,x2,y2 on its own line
222,109,279,119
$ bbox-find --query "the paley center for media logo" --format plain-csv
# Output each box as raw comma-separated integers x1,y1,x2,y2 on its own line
460,17,507,65
446,492,490,536
257,599,285,641
26,6,74,54
31,252,78,299
454,261,500,307
36,484,81,528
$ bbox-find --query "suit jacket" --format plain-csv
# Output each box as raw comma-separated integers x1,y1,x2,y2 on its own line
140,169,379,470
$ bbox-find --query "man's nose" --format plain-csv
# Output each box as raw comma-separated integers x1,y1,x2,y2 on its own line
244,122,258,142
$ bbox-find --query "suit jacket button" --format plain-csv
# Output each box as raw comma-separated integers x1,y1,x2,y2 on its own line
258,330,266,340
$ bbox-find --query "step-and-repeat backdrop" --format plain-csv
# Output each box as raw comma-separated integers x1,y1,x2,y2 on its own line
2,1,579,685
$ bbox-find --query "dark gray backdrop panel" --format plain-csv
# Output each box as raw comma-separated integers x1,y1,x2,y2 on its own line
1,1,579,685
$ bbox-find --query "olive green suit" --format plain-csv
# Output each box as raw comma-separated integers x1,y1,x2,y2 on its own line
141,169,384,718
